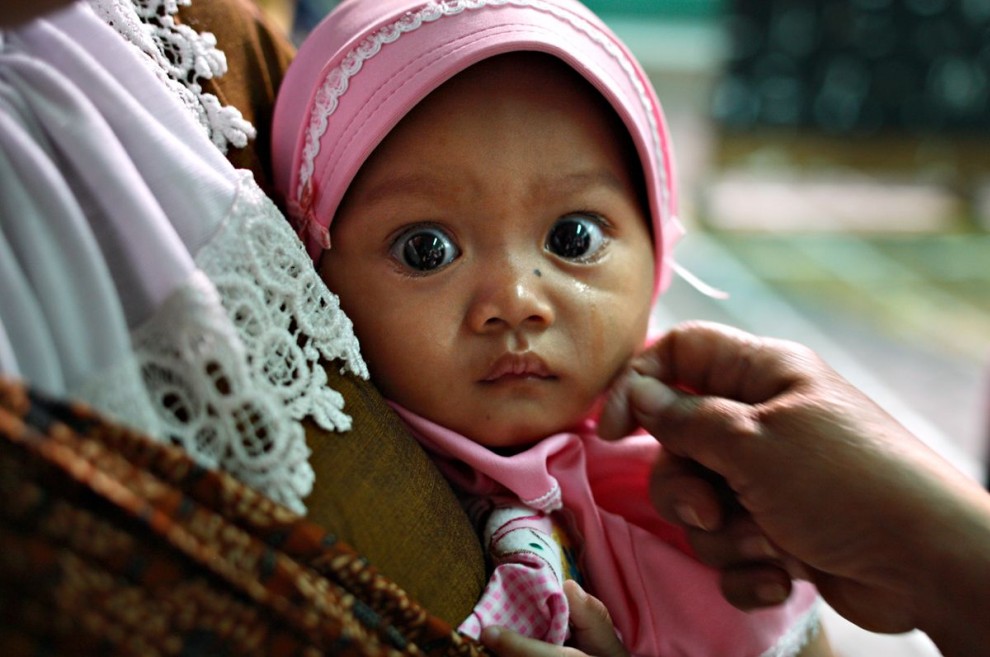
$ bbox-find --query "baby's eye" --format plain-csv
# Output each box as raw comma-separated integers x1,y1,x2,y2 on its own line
391,226,460,272
545,214,607,262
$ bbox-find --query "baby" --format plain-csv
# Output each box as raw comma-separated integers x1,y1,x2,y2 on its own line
273,1,827,655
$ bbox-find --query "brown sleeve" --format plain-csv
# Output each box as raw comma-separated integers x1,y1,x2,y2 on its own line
175,0,295,202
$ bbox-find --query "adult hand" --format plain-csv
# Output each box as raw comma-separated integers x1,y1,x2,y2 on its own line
481,581,627,657
599,321,990,657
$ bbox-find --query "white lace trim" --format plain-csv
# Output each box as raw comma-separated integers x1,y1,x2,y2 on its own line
77,269,315,512
87,0,256,153
295,0,667,217
759,598,823,657
75,340,165,447
197,171,369,427
78,174,367,514
521,479,561,513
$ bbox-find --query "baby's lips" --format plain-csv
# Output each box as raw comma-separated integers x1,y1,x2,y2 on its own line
481,352,552,382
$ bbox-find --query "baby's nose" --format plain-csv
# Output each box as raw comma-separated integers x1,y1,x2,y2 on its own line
466,262,555,333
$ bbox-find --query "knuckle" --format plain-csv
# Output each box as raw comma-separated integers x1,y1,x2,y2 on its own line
720,407,761,440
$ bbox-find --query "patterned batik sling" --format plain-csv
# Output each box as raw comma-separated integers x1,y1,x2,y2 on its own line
0,376,489,657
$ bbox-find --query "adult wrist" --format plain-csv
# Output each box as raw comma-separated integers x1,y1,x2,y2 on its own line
911,479,990,656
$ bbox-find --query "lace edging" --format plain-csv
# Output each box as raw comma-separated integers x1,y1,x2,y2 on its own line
76,173,367,514
79,270,315,513
521,480,562,513
74,348,165,445
759,598,823,657
196,171,369,432
88,0,256,152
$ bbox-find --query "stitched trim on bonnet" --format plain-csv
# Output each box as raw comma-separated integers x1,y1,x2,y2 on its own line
88,0,256,153
296,0,669,225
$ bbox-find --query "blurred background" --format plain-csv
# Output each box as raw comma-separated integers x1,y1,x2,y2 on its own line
256,1,988,652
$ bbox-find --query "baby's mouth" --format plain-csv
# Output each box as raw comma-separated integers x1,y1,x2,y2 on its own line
482,352,555,382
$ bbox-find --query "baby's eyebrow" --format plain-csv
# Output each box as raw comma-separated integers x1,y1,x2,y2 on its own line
531,169,627,198
356,168,627,207
357,174,447,206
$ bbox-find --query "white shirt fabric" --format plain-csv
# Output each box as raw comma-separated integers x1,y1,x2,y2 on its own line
0,2,367,513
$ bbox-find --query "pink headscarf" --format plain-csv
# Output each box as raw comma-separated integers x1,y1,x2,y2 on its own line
272,0,684,298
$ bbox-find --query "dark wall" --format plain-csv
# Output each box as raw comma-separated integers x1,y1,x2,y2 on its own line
713,0,990,135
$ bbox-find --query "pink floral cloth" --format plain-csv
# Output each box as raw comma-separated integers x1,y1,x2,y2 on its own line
457,501,570,643
393,405,822,657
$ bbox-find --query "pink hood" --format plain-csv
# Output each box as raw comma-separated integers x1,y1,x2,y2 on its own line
272,0,684,299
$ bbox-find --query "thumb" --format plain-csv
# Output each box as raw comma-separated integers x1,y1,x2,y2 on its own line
627,375,759,479
564,581,628,657
598,368,640,441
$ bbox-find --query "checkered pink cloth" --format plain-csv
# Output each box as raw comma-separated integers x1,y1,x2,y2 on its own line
459,557,569,642
457,507,570,644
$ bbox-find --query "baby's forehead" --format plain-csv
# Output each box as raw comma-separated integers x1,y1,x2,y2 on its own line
431,52,602,97
398,52,631,138
351,52,644,202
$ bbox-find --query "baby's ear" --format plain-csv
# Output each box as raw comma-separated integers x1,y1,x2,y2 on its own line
597,367,641,440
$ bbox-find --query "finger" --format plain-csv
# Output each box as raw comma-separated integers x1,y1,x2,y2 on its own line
598,368,640,441
564,581,628,657
645,321,816,405
649,451,726,531
627,375,763,478
685,516,780,569
718,563,793,611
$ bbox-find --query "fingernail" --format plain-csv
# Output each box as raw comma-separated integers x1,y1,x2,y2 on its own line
739,535,779,560
756,582,789,605
674,502,707,531
630,352,663,378
481,626,502,643
567,579,588,600
629,376,678,416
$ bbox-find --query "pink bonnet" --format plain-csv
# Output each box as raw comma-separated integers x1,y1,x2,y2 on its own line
272,0,684,294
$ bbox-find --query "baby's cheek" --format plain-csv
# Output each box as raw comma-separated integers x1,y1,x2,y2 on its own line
582,303,609,361
581,301,639,384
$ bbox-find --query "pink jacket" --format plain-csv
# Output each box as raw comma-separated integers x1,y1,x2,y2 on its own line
394,405,821,657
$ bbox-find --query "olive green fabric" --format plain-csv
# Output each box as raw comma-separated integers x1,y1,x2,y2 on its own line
177,0,487,625
307,363,487,624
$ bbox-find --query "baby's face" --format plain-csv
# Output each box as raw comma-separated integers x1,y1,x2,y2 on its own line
321,54,655,448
